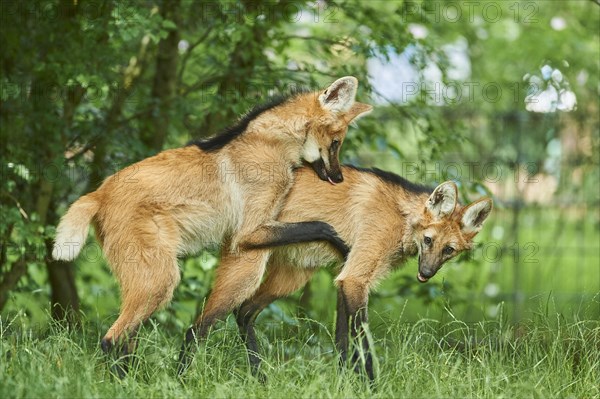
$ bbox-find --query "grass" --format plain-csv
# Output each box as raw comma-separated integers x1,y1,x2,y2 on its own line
1,309,599,398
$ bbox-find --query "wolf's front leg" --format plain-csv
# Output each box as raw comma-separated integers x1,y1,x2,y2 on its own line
241,221,350,258
335,278,373,381
333,240,397,382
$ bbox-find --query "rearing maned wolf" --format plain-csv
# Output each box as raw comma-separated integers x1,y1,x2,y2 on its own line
235,166,493,380
52,77,372,370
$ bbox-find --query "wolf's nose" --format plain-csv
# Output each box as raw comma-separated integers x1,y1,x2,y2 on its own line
330,172,343,183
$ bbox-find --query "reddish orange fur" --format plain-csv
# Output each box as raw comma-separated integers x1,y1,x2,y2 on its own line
244,166,493,318
234,167,492,379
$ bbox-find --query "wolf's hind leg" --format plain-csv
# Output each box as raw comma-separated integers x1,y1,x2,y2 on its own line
101,254,180,378
235,262,316,378
177,247,271,376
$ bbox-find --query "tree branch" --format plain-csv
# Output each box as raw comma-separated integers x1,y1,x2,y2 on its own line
0,192,29,220
280,35,352,48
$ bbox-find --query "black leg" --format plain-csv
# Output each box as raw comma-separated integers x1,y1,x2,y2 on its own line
335,288,350,366
348,307,374,381
336,284,375,381
177,310,221,377
235,304,268,382
245,222,350,259
232,264,314,382
177,327,198,377
101,333,138,379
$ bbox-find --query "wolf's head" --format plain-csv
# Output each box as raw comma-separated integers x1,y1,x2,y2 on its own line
298,77,372,184
412,181,493,282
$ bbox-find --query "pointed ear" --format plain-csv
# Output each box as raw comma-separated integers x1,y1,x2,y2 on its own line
461,198,493,234
319,76,358,113
344,102,373,123
426,181,458,219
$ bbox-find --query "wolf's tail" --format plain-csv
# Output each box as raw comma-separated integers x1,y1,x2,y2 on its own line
52,194,100,261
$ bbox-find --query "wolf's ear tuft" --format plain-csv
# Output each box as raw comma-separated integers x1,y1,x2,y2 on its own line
426,181,457,219
319,76,358,113
461,198,493,234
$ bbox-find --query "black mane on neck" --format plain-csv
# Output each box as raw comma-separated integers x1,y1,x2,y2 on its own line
345,165,432,194
188,88,310,152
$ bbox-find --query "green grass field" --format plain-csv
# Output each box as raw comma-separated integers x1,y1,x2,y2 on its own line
1,313,599,398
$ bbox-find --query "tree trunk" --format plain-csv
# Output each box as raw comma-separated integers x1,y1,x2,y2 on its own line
21,59,83,323
35,82,82,322
141,0,181,152
46,239,80,322
32,1,86,322
0,259,28,311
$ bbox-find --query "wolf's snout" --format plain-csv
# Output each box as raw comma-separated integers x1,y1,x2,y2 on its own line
417,265,435,283
328,169,343,184
310,158,344,184
417,272,430,283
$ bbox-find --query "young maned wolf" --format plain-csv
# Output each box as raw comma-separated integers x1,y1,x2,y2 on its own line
235,166,493,380
52,77,372,373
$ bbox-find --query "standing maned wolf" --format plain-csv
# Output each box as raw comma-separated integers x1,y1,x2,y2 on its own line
235,166,493,380
52,77,372,374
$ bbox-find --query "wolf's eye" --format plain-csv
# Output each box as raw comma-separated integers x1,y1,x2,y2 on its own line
443,246,455,255
424,236,432,245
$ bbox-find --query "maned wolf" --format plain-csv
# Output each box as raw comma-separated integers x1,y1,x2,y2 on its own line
52,77,372,373
235,166,493,380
